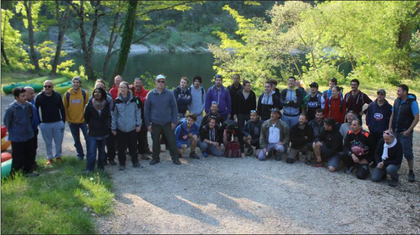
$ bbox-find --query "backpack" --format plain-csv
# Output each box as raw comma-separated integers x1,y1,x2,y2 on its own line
224,141,241,158
345,91,365,105
328,96,344,114
66,89,87,107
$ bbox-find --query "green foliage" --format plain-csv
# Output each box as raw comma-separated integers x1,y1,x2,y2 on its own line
1,157,114,234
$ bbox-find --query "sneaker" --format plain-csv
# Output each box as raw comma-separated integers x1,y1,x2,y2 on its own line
202,151,208,158
133,162,144,168
246,148,254,156
83,170,93,175
119,165,125,171
78,156,84,161
173,159,181,165
56,157,63,162
312,162,324,167
346,166,355,173
389,177,399,187
108,159,117,166
46,159,54,165
190,152,200,159
408,171,415,182
145,149,153,155
149,159,160,165
141,155,151,160
286,158,295,164
275,152,282,161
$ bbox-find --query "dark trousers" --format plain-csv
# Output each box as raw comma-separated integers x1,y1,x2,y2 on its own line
137,123,149,154
151,123,179,161
370,132,383,165
30,129,38,169
237,113,250,132
106,132,116,162
11,138,35,174
117,130,138,166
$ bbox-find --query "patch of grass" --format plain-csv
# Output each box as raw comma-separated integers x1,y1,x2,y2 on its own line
1,157,114,234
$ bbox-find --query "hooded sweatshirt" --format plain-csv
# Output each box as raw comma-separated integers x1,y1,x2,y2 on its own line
366,99,392,134
205,85,231,116
63,88,89,124
144,88,178,127
173,85,192,114
3,101,34,142
189,85,206,116
111,92,142,133
175,121,200,149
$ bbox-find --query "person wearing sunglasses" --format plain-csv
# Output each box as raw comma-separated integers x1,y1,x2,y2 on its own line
371,131,403,187
35,80,66,165
144,74,181,165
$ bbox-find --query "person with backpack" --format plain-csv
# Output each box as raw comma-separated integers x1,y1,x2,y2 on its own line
63,76,89,161
111,81,143,170
205,74,231,121
144,74,181,165
189,76,206,126
233,80,256,131
228,74,243,118
280,76,304,128
286,113,314,164
257,81,281,121
35,80,66,165
200,116,223,157
389,84,419,182
322,77,340,100
3,87,37,176
222,119,245,158
302,82,325,121
242,110,263,157
344,79,372,121
175,114,200,159
173,77,192,121
324,86,346,124
84,87,111,173
258,108,289,161
24,86,40,171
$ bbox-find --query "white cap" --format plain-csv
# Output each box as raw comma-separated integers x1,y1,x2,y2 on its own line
155,74,166,81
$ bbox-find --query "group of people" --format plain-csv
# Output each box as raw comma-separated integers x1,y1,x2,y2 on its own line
3,74,418,187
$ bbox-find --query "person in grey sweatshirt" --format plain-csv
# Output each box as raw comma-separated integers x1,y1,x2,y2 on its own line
111,81,142,170
189,76,206,126
144,74,181,165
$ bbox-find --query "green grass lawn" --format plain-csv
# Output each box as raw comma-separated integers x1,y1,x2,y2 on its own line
1,157,114,234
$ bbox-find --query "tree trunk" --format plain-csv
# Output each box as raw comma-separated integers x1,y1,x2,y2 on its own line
103,11,121,86
24,0,40,72
112,0,138,78
51,1,71,77
1,39,11,66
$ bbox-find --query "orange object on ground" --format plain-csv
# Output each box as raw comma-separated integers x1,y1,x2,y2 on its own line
1,138,11,152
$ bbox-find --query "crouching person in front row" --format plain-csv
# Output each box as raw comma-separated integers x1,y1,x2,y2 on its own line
200,116,223,157
371,130,403,187
311,118,343,170
286,113,314,164
242,110,263,157
343,119,375,179
258,108,289,161
175,113,200,159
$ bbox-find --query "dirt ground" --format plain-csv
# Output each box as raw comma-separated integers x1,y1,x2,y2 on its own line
1,92,419,234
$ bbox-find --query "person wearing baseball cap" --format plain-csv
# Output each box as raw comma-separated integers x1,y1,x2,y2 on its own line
258,107,289,161
144,74,182,165
365,88,392,168
302,82,325,121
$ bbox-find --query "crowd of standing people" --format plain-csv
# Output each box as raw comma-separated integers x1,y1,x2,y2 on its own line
3,74,419,187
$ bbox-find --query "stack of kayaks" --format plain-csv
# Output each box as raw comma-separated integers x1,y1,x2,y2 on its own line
2,76,71,94
54,81,73,94
1,125,12,179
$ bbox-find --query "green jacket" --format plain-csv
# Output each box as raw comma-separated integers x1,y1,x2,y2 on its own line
259,119,290,149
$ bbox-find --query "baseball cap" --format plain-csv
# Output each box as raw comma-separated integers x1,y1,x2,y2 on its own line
309,82,318,88
72,76,81,83
270,108,281,115
155,74,166,81
377,89,386,95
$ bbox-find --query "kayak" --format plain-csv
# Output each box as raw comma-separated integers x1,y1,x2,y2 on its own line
1,138,11,152
1,126,6,139
1,159,12,179
23,83,44,92
2,77,69,94
54,81,73,94
1,152,12,163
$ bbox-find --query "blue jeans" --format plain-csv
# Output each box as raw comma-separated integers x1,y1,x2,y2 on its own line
372,164,401,181
396,132,414,161
282,115,299,128
69,123,89,159
86,136,107,172
200,142,223,157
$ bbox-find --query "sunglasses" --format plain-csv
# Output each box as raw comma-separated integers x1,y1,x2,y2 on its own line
44,85,52,88
383,131,393,136
250,110,257,113
157,80,166,84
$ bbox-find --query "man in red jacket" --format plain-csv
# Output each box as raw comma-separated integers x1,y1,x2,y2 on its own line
133,77,152,159
109,75,123,101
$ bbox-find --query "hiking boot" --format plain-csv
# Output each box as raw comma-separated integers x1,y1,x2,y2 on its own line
275,152,282,161
108,159,117,165
119,165,125,171
141,155,151,160
346,166,355,173
286,158,295,164
144,149,153,155
408,171,415,182
173,159,181,165
246,148,254,156
190,152,200,159
149,159,160,165
133,162,144,168
202,151,209,158
389,177,399,187
56,157,63,162
46,159,54,165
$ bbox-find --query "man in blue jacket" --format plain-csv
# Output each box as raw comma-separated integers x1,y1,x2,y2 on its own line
366,89,392,165
205,74,231,121
173,77,192,122
3,87,36,176
175,114,200,159
25,86,40,172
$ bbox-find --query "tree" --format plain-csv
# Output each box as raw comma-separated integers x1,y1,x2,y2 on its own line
50,0,71,76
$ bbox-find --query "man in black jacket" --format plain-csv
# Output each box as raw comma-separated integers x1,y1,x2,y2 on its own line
343,119,375,179
286,113,314,164
257,81,281,121
371,130,403,187
312,118,343,171
228,74,243,118
242,110,263,156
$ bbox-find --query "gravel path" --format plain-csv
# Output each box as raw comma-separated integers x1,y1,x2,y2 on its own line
2,93,419,234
